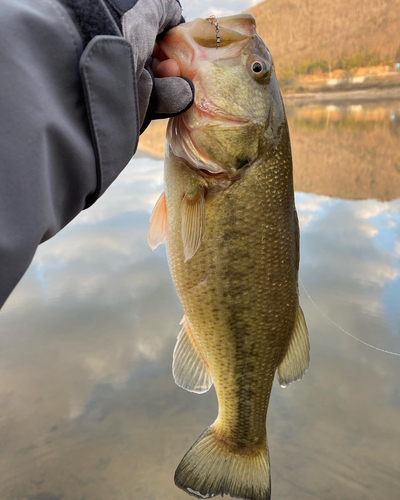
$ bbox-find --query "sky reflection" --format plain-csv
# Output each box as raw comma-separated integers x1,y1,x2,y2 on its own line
0,100,399,499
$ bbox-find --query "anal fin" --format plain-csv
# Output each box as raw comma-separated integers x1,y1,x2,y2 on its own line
173,316,213,394
278,305,310,388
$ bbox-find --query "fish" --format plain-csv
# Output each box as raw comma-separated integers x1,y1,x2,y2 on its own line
148,13,310,500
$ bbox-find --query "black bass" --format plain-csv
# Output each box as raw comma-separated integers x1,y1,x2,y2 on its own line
148,13,310,500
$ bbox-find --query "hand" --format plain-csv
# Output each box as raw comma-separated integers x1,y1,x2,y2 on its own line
151,42,181,77
122,0,194,133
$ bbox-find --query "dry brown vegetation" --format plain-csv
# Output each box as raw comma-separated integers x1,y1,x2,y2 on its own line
139,102,400,202
288,104,400,201
247,0,400,82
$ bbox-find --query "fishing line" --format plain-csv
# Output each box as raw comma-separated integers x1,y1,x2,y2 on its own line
299,278,400,357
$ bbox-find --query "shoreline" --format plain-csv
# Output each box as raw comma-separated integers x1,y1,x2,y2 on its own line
283,86,400,104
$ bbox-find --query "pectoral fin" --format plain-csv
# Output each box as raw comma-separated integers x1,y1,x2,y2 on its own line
181,189,206,262
278,305,310,388
148,192,167,250
173,316,213,394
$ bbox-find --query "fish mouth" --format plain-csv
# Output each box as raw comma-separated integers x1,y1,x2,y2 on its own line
160,14,254,142
159,16,255,79
160,14,256,53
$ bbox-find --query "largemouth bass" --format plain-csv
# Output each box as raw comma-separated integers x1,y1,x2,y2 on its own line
148,13,310,500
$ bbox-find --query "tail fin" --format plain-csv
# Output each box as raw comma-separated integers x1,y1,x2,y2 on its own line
175,425,270,500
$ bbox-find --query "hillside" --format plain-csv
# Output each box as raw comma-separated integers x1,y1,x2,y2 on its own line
247,0,400,85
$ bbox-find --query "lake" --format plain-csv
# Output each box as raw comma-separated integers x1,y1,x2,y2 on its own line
0,98,399,500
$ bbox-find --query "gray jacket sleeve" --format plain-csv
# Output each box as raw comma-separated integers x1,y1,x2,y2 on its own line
0,0,139,309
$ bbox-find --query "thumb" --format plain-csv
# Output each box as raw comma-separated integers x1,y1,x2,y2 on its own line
153,76,195,119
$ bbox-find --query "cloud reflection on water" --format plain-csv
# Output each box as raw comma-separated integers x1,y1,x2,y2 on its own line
0,116,399,498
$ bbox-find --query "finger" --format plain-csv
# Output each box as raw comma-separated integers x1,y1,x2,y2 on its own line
158,49,168,62
152,58,161,73
152,42,161,59
154,59,181,77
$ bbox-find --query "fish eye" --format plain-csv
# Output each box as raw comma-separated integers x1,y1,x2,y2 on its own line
250,58,270,80
252,61,263,73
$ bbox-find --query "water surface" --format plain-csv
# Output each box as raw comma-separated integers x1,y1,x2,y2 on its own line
0,100,399,500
